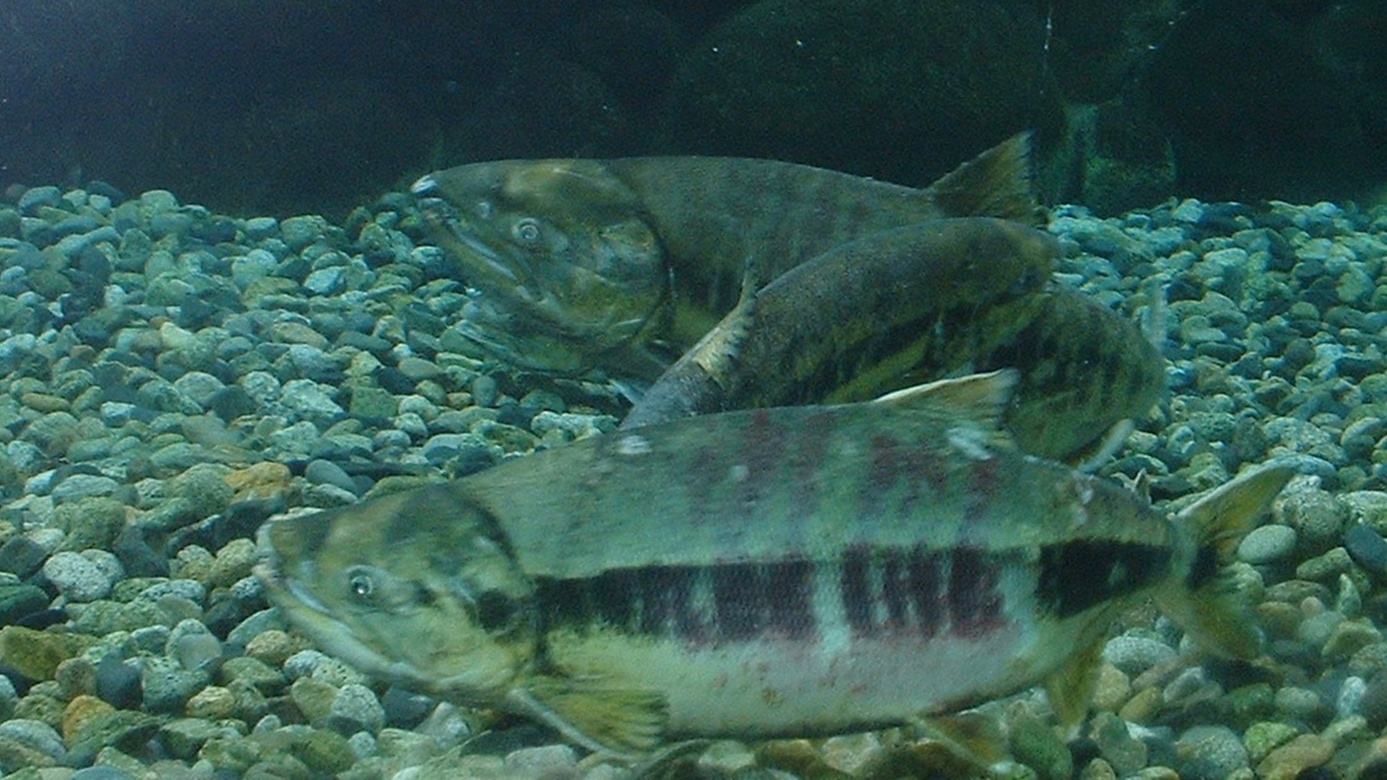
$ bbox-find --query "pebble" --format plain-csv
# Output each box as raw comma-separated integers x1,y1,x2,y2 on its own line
0,582,48,624
0,718,67,766
1175,725,1248,780
139,655,210,713
504,744,579,776
303,458,358,494
1238,524,1298,564
1102,635,1177,676
1256,733,1334,780
42,550,117,601
1345,522,1387,577
327,682,386,735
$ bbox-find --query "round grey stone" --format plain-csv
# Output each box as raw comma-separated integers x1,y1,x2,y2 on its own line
18,186,62,214
280,215,325,251
0,673,16,721
1345,523,1387,577
42,550,115,601
138,189,179,214
138,579,207,605
286,343,340,382
50,474,123,504
396,356,442,381
328,682,387,735
244,216,279,240
1102,635,1176,676
303,266,345,295
172,371,226,407
1175,725,1248,780
279,379,345,426
139,655,210,713
0,719,66,764
304,459,357,494
1237,524,1298,565
167,619,224,672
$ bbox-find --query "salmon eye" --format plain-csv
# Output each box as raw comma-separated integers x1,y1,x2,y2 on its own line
475,590,522,636
513,218,542,244
347,569,374,600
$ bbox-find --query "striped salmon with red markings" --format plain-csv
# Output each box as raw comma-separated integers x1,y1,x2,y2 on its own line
256,371,1292,758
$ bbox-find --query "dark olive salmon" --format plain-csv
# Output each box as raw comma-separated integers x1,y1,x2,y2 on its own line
620,217,1163,461
411,133,1039,380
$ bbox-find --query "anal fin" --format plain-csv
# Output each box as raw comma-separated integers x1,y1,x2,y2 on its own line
1043,635,1105,729
909,710,1010,769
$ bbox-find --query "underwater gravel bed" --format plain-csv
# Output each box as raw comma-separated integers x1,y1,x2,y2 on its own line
0,183,1384,778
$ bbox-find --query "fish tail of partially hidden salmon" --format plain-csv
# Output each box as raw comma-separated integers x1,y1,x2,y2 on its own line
924,131,1044,225
1156,464,1297,658
1043,464,1296,728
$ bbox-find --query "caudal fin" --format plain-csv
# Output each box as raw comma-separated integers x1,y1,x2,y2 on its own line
924,132,1043,225
1156,465,1296,659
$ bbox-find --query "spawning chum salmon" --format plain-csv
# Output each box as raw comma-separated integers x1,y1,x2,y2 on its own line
255,372,1290,757
412,134,1041,380
411,134,1164,461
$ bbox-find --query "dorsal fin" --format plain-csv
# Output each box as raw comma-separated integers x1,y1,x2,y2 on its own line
923,132,1043,225
873,369,1019,430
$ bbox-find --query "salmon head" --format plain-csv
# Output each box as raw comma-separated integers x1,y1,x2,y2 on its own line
412,160,668,374
253,485,539,705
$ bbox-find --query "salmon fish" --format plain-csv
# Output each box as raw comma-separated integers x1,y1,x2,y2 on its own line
410,134,1040,381
254,372,1290,757
616,218,1162,462
412,136,1164,461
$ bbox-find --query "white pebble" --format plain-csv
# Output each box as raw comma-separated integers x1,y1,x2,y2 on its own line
42,551,114,602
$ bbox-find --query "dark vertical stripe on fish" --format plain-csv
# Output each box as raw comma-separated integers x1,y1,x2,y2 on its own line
840,546,874,634
591,569,636,629
908,547,945,638
764,559,815,639
879,550,909,628
540,560,821,645
1037,540,1171,617
947,547,1004,638
637,566,698,637
712,563,763,641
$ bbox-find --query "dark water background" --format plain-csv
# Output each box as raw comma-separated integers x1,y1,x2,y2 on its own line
1,0,1384,218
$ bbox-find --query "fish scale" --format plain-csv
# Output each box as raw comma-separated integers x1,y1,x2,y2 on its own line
257,372,1292,757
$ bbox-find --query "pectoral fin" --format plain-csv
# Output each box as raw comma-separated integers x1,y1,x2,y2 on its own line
681,258,760,388
509,676,668,758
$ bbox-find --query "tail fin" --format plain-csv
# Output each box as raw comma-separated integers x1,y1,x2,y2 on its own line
923,132,1043,225
1156,465,1295,659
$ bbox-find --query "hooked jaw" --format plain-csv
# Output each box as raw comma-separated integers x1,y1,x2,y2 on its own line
254,521,526,705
